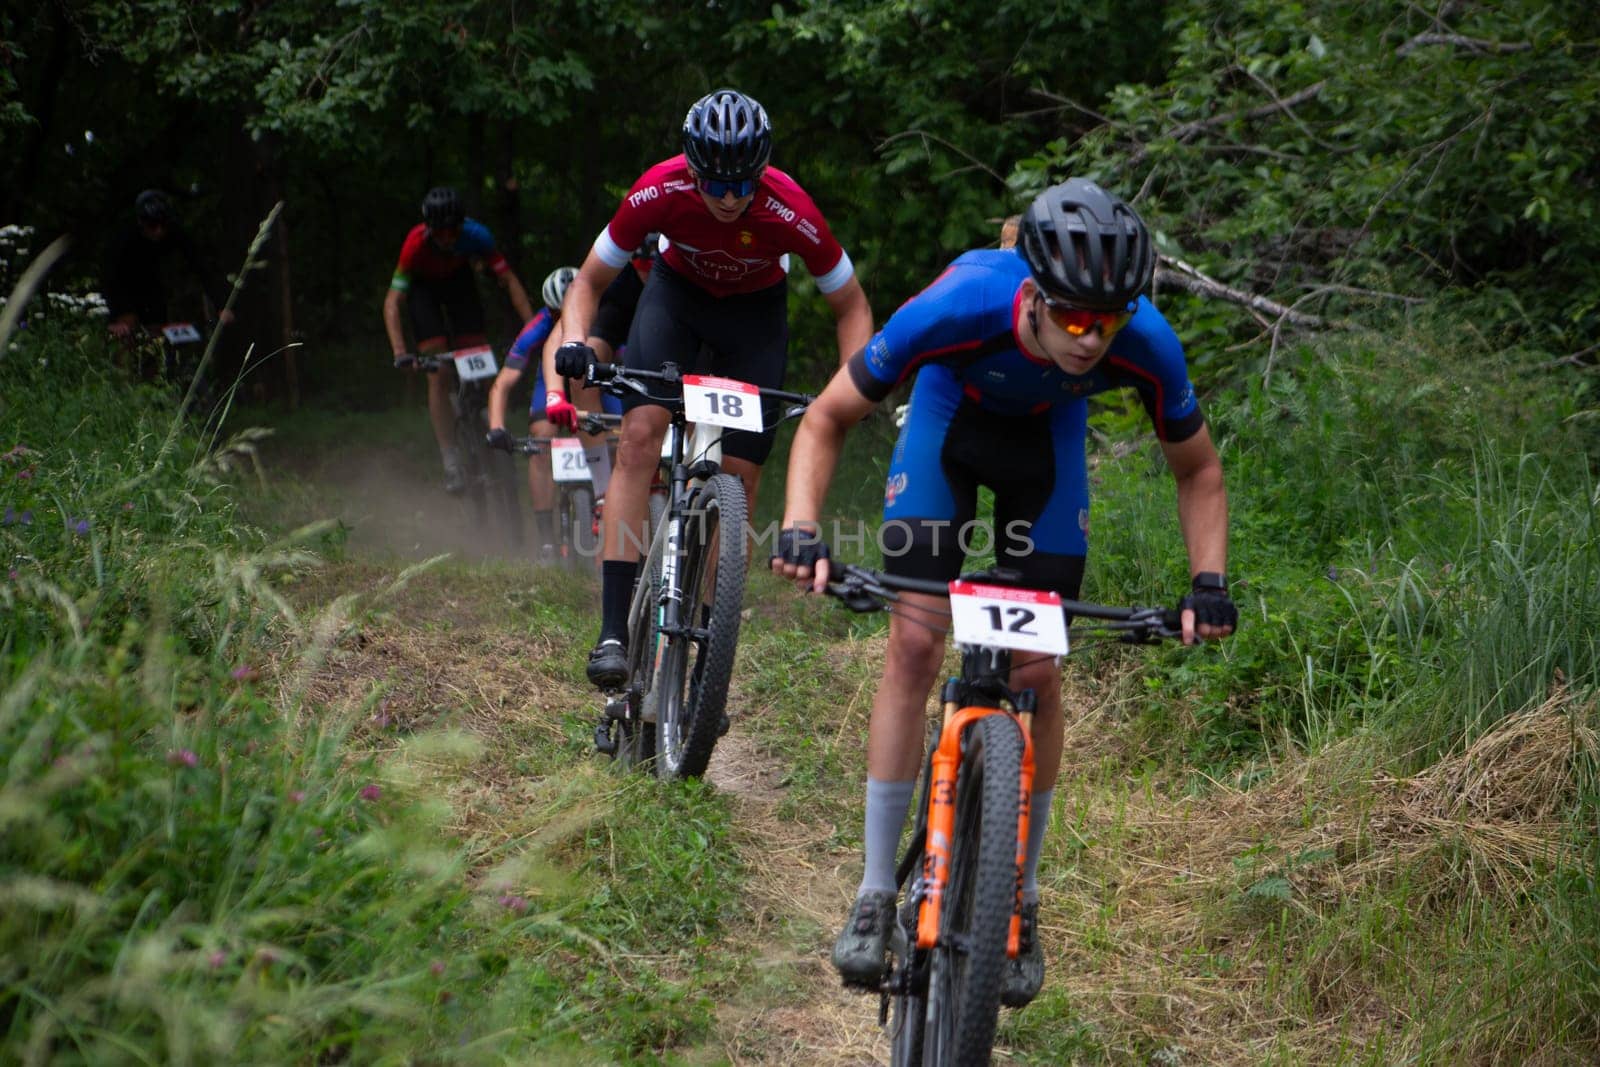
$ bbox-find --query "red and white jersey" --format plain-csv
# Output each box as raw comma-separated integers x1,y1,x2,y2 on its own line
594,155,855,298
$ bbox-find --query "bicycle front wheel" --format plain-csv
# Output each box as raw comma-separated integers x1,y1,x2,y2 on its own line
923,713,1022,1065
566,485,598,570
614,514,667,769
653,472,746,780
488,444,525,550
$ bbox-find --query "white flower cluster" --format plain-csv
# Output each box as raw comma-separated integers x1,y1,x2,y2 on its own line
45,291,109,317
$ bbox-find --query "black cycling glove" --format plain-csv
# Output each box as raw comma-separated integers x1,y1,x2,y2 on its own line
485,427,513,452
554,341,597,380
393,352,417,369
1178,572,1238,631
773,526,831,570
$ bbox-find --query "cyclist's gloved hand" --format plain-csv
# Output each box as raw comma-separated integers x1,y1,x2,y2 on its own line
545,390,579,431
393,352,417,370
554,341,596,380
485,427,513,452
1178,572,1237,642
772,526,831,589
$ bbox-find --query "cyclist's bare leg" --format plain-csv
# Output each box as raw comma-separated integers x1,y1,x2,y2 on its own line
419,339,454,451
568,377,615,497
866,590,949,781
527,417,557,512
1010,656,1064,792
602,404,671,562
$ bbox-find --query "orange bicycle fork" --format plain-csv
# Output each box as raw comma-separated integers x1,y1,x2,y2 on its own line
915,693,1036,958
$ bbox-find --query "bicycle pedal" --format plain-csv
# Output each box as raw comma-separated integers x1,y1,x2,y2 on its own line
593,720,618,755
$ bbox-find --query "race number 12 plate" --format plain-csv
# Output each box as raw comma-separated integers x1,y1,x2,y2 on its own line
550,437,590,483
682,375,763,432
451,345,499,382
948,581,1069,656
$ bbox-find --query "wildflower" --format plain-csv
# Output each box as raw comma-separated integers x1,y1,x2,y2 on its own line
19,510,31,525
358,783,382,802
166,748,198,768
208,950,227,969
16,468,33,481
430,960,446,976
2,507,13,525
8,569,19,581
231,665,258,682
497,893,529,914
122,501,134,512
288,790,306,804
1,445,33,463
71,518,89,537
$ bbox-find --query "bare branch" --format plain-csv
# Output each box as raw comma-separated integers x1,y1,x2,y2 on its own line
1156,254,1338,330
875,130,1006,186
1396,33,1532,56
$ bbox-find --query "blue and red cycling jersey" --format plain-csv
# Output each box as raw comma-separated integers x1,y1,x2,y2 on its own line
505,308,555,372
390,220,510,291
850,249,1202,439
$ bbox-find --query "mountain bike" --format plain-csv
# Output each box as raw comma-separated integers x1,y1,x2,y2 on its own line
419,349,525,550
509,432,600,567
579,360,811,778
825,564,1181,1065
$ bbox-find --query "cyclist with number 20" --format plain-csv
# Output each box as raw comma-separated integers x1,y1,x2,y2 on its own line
552,88,873,689
773,178,1237,1008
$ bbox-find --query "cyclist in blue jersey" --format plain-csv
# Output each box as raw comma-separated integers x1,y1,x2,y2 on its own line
384,186,535,493
772,179,1237,1007
486,266,621,553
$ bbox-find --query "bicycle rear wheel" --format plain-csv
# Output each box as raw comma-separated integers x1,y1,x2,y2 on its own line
923,713,1022,1065
652,472,746,780
566,485,597,570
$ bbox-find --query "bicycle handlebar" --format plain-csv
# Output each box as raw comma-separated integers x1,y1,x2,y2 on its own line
584,360,814,411
823,563,1183,643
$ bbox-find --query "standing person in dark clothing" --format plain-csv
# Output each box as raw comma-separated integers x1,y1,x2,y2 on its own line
102,189,234,340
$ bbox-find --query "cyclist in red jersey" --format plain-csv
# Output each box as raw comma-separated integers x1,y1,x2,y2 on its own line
550,89,873,688
384,186,535,493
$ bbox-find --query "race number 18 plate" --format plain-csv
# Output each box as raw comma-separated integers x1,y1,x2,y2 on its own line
948,581,1069,656
550,437,590,483
451,345,499,381
682,375,763,432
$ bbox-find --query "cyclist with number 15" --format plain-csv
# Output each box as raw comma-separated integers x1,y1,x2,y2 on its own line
552,88,873,690
773,178,1237,1010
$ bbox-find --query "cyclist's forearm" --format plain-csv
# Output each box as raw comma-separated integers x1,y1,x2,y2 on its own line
500,272,535,324
826,278,874,368
382,288,408,354
487,368,521,430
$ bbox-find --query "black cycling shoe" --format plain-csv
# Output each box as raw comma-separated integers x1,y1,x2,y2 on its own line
585,638,627,689
832,889,896,988
999,899,1045,1007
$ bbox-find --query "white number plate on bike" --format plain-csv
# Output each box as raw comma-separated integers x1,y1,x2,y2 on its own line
161,322,201,344
451,345,499,381
682,375,763,432
948,581,1069,656
550,437,590,482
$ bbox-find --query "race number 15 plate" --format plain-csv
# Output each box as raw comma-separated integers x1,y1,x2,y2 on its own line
682,375,763,432
550,437,590,483
451,345,499,382
948,581,1069,656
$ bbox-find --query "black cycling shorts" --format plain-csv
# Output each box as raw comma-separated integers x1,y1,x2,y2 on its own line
621,261,788,465
407,267,487,348
590,265,645,350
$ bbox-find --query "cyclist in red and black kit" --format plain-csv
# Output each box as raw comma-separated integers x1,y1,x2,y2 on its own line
384,186,535,493
551,88,874,688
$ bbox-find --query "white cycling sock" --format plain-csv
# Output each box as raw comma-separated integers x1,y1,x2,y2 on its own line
439,443,462,470
1022,788,1054,903
859,777,917,895
585,445,612,499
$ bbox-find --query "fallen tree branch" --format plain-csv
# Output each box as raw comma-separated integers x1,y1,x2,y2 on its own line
1396,32,1532,56
1155,254,1337,330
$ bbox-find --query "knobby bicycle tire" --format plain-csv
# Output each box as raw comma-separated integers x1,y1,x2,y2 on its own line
888,896,928,1066
654,472,746,780
567,485,597,569
453,412,491,527
924,713,1022,1065
487,444,525,549
615,513,667,769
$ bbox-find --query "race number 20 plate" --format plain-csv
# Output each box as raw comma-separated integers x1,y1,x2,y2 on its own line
550,437,590,483
682,375,763,432
948,581,1069,656
451,345,499,382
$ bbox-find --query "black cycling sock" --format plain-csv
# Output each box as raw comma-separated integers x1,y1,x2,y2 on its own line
532,509,555,548
599,560,638,643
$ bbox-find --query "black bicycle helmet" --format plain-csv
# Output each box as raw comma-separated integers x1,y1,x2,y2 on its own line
135,189,174,225
541,266,577,311
421,186,466,229
1019,178,1154,309
681,89,772,182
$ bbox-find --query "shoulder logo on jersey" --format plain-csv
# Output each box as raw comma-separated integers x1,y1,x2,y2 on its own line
627,185,661,209
795,218,820,245
1176,384,1197,410
885,472,909,508
866,336,893,373
762,196,797,223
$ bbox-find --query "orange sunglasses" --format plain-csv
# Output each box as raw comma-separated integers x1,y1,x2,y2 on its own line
1040,295,1133,338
